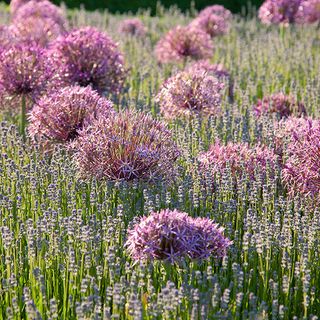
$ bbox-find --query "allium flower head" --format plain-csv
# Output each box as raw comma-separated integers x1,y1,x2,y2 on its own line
295,0,320,23
198,140,279,183
0,26,15,52
282,122,320,200
10,0,42,15
119,18,147,37
50,27,126,95
126,209,231,263
155,26,213,64
190,13,229,37
258,0,302,25
156,69,224,119
28,86,114,147
199,5,233,21
253,93,306,118
0,43,55,112
72,110,180,182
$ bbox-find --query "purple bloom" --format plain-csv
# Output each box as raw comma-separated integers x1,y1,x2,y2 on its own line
10,0,42,15
126,209,231,263
50,27,126,95
198,5,233,21
282,122,320,200
0,43,57,113
155,25,213,64
118,18,147,37
258,0,302,25
72,110,180,182
28,85,114,148
253,93,306,118
295,0,320,23
0,26,15,52
156,69,224,119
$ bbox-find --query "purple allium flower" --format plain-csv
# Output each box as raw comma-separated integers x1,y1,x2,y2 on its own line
0,43,56,112
253,93,306,118
282,122,320,200
295,0,320,23
198,140,279,182
156,70,224,119
10,0,41,15
28,86,114,147
155,26,213,64
72,110,180,182
50,27,126,95
258,0,302,25
190,13,229,38
118,18,147,37
186,60,230,79
0,26,14,52
198,5,233,21
126,209,231,263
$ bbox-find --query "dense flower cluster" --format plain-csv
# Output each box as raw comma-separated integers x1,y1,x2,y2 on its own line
296,0,320,23
0,25,14,51
282,122,320,200
198,141,279,183
126,209,231,263
10,0,42,15
50,27,126,95
72,110,180,182
186,60,230,80
155,26,213,64
118,18,147,37
156,70,224,119
253,93,306,118
0,43,54,111
28,86,114,147
198,5,233,21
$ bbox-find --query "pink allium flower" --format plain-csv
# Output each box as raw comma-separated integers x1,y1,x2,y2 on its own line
258,0,302,25
126,209,231,263
282,122,320,200
155,26,213,64
10,0,42,15
198,141,279,183
50,27,126,95
118,18,147,37
296,0,320,23
186,60,230,80
0,43,57,112
156,70,224,119
28,86,114,147
253,93,306,118
198,5,233,21
72,110,180,182
0,26,15,52
190,13,229,37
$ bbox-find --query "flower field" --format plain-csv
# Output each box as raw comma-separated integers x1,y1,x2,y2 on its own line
0,0,320,319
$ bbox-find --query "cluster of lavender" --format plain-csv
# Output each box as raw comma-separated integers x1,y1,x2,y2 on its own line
126,209,231,262
259,0,320,25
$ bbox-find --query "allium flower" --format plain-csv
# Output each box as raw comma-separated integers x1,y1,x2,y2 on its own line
50,27,126,95
155,26,213,64
282,122,320,200
198,141,279,183
0,43,55,112
0,26,14,52
190,13,229,37
156,70,224,119
28,86,114,147
198,5,233,21
72,110,180,182
258,0,302,25
118,18,147,37
253,93,306,118
126,209,231,263
10,0,42,15
295,0,320,23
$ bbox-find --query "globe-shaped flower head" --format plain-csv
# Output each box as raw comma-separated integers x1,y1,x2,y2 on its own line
156,69,224,119
126,209,231,263
10,0,42,16
50,27,126,95
155,26,213,64
253,93,306,118
72,110,180,182
118,18,147,37
295,0,320,24
198,5,233,21
28,85,114,148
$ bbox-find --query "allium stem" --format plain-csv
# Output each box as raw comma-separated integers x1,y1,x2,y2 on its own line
20,94,26,141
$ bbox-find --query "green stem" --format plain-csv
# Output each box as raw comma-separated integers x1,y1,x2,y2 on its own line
20,95,26,141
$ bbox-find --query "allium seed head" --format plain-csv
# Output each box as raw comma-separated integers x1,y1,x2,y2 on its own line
156,70,224,119
198,5,233,21
198,141,279,183
253,93,306,118
28,85,114,148
72,110,180,182
126,209,231,263
118,18,147,37
282,122,320,200
50,27,126,95
155,26,213,64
